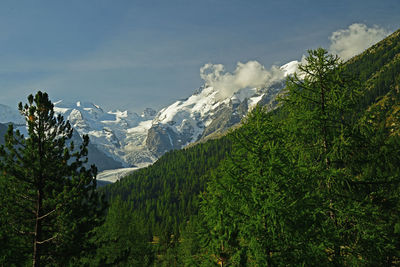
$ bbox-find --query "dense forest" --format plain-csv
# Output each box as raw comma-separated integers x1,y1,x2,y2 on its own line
99,29,400,266
0,29,399,266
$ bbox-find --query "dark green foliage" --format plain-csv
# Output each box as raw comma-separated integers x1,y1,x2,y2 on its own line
0,123,7,145
100,134,232,265
200,106,333,266
176,215,214,267
281,48,364,264
102,136,232,234
0,91,106,266
344,100,400,264
90,197,154,266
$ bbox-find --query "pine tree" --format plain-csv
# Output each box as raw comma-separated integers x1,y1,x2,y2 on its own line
0,91,106,266
281,48,358,262
200,107,326,266
199,49,365,265
279,48,400,264
282,48,360,168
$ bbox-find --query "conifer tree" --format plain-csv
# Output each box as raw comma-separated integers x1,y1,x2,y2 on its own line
199,49,364,265
282,48,360,167
279,48,400,264
281,48,360,262
0,91,106,266
200,107,327,266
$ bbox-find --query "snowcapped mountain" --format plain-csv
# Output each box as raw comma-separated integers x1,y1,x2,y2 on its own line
0,101,157,170
0,104,24,125
146,60,299,156
52,101,158,167
146,85,261,155
0,60,299,173
280,60,300,77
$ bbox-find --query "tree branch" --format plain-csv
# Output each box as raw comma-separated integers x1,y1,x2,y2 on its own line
37,207,58,221
37,234,58,245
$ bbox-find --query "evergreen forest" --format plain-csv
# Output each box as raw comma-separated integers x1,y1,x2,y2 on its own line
1,29,400,266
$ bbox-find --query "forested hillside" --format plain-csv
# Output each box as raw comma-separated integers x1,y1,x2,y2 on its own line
103,135,232,234
99,29,400,266
96,136,232,265
345,29,400,109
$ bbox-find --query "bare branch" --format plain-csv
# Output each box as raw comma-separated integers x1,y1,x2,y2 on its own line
36,234,58,245
37,208,58,221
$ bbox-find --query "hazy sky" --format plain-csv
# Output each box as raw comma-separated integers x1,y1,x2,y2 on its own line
0,0,399,113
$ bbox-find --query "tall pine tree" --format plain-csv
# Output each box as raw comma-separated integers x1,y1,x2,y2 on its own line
281,48,359,263
200,107,325,266
282,48,400,264
0,91,106,266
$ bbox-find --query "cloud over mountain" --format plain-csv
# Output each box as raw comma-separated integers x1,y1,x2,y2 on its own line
200,61,284,99
329,23,389,61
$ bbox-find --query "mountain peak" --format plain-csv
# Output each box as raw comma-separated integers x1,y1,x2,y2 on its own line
141,108,157,118
280,60,300,77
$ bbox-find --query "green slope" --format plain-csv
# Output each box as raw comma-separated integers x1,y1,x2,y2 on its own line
100,28,400,264
344,29,400,109
101,134,232,235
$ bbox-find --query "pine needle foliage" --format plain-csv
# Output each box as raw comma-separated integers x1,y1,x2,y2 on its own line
0,91,106,266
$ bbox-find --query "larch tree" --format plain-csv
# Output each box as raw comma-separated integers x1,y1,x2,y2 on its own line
199,48,365,265
0,91,106,266
281,48,361,264
200,107,325,266
280,48,400,264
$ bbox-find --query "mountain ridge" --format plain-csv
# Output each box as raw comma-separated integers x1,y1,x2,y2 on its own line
0,61,299,172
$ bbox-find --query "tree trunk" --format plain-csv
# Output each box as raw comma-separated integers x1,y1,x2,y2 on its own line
33,116,44,267
320,81,341,265
33,187,43,267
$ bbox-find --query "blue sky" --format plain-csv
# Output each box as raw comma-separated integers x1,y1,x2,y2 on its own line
0,0,399,112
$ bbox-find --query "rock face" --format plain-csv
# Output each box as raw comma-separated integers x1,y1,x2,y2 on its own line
200,98,249,139
146,125,177,155
142,108,157,118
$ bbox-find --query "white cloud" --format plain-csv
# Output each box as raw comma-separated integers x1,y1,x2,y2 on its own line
329,23,389,61
200,61,284,99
